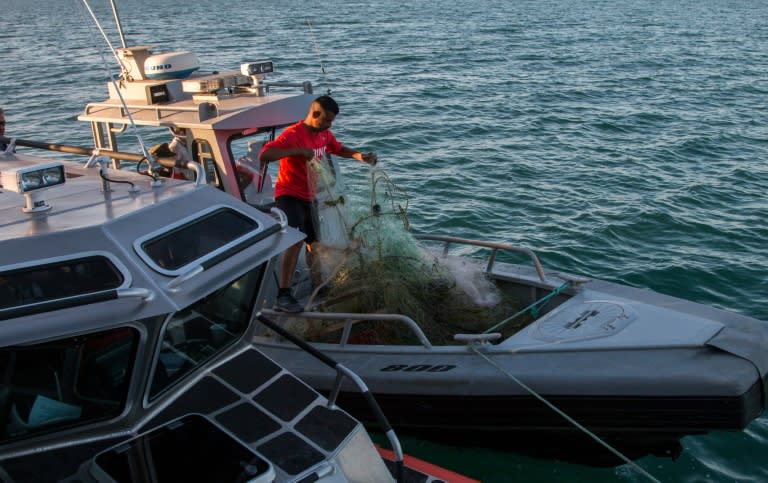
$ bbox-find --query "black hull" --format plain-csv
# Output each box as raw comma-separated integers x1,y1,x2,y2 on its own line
331,379,765,466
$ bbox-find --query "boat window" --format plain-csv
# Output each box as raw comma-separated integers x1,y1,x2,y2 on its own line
148,264,265,400
0,327,139,442
0,257,124,319
228,131,278,207
139,208,260,271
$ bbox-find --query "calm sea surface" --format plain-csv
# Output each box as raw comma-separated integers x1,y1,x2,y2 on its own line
2,0,768,481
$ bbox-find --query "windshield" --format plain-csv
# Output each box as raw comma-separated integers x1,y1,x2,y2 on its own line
148,264,267,400
229,131,278,206
0,327,139,442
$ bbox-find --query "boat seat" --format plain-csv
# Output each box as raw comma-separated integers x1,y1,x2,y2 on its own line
5,391,82,437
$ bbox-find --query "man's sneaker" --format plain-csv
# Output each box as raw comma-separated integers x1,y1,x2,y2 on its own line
276,293,303,313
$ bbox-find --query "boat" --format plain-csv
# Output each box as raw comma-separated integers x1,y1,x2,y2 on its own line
0,141,479,482
0,5,484,478
2,6,767,469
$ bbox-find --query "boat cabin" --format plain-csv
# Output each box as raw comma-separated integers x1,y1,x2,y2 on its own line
77,45,316,208
0,152,413,482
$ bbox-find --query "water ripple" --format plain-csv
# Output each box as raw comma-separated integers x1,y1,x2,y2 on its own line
4,0,768,481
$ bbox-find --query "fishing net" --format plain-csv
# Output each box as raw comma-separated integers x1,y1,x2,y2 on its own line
301,158,529,345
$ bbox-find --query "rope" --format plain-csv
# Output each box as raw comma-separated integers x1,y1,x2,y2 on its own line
483,281,570,334
469,345,660,483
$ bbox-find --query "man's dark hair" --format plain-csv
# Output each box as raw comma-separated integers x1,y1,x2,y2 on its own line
314,95,339,115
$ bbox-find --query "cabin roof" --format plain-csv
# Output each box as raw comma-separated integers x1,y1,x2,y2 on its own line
0,151,303,345
78,77,315,132
0,153,193,245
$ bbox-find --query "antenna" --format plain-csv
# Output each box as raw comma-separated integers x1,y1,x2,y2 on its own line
306,19,332,95
109,0,127,49
80,0,161,184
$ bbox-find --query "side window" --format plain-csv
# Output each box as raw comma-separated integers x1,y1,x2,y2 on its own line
192,139,221,189
149,265,266,400
138,208,261,273
0,256,125,320
0,327,138,441
229,133,277,206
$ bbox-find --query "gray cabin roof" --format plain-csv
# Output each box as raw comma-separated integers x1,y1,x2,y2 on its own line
0,151,303,346
78,70,315,132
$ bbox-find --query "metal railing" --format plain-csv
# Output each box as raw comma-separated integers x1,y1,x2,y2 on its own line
261,309,433,348
0,136,144,163
83,102,204,122
413,233,548,282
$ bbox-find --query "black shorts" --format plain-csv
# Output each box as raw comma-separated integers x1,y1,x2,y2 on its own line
276,195,317,244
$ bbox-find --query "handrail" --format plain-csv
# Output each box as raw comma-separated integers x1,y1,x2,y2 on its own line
116,287,154,301
255,313,405,483
265,81,313,94
413,234,547,282
165,223,282,292
260,309,433,349
83,79,313,120
166,265,205,292
0,136,145,163
0,287,150,321
83,101,204,121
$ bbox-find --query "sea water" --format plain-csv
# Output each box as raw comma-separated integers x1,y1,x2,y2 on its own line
2,0,767,481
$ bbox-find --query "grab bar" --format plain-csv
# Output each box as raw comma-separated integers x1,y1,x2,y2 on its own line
260,309,433,349
413,234,547,282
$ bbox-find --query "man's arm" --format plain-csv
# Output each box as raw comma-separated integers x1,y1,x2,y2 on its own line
337,146,378,165
260,146,315,163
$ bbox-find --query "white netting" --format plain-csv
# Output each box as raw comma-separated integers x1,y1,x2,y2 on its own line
303,158,522,345
311,157,351,249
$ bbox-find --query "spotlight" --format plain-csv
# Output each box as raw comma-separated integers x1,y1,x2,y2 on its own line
0,162,66,212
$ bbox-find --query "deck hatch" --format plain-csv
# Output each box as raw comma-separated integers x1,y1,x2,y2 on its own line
135,205,278,276
529,300,636,342
0,255,125,320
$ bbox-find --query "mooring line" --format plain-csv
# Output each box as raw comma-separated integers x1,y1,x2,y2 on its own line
469,345,660,483
484,281,571,334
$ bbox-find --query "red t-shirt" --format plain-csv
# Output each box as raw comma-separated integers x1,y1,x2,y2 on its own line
260,121,343,201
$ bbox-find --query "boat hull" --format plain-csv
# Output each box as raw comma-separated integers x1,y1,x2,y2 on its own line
254,261,768,465
255,340,765,465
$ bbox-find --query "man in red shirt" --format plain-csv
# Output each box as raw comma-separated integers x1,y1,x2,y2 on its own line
259,95,377,312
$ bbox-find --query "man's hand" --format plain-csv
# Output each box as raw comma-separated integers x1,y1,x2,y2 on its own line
361,152,378,165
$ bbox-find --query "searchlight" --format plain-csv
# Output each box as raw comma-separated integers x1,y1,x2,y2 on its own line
241,61,274,96
0,162,66,212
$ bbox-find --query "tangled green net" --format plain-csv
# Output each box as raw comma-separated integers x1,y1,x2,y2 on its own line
301,159,528,345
